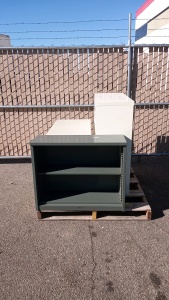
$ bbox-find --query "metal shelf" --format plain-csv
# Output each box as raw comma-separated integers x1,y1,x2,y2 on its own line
39,167,122,176
39,192,122,211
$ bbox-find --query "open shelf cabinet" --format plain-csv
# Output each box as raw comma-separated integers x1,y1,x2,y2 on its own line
30,135,127,213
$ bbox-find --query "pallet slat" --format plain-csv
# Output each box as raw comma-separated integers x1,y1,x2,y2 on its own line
130,177,138,184
41,214,150,221
127,191,145,197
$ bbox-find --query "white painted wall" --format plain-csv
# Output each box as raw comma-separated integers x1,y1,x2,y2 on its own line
135,22,169,44
135,0,169,30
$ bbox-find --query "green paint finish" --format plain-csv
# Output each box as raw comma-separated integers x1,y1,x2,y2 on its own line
30,135,127,146
30,135,126,212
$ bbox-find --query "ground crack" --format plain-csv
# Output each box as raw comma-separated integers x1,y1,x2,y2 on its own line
88,223,97,300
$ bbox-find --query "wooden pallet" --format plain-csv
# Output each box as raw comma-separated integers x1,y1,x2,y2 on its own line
37,168,151,221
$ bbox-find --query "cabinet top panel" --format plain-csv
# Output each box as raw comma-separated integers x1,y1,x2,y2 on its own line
30,135,127,146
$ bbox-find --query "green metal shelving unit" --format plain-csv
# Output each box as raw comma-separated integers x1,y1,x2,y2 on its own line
30,135,127,217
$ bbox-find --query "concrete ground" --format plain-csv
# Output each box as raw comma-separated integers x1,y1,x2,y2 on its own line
0,156,169,300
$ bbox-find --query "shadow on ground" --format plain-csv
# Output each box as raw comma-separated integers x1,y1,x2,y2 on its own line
132,156,169,220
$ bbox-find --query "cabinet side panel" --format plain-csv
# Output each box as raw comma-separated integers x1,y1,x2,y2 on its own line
120,146,126,212
31,145,39,211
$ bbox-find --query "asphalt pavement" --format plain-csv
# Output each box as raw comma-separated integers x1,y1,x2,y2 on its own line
0,156,169,300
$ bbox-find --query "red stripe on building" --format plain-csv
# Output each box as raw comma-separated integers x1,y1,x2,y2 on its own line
136,0,155,17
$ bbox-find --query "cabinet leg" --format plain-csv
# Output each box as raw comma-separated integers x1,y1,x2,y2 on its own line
37,211,42,220
92,211,97,220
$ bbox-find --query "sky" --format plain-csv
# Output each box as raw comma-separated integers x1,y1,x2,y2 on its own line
0,0,145,47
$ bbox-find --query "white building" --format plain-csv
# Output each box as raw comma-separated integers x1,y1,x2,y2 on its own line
135,0,169,44
0,34,11,47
